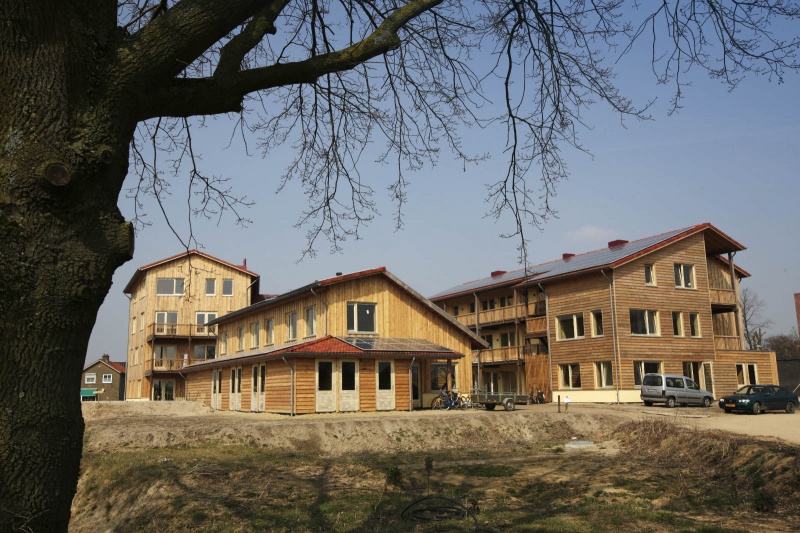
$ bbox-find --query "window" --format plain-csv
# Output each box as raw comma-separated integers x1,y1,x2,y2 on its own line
672,312,684,337
481,334,493,348
318,362,333,391
469,302,476,313
633,361,662,385
140,311,144,331
237,327,245,351
85,373,96,384
102,374,112,384
287,312,297,340
591,310,603,337
452,306,459,316
341,361,356,391
222,278,233,296
220,332,228,355
499,295,514,307
674,264,695,289
156,278,184,295
557,314,584,340
265,318,274,345
305,307,316,337
481,299,496,311
205,278,216,296
499,332,516,347
194,345,216,359
155,346,177,359
689,312,701,337
347,303,376,333
595,362,613,388
131,316,136,335
196,312,217,333
155,311,178,334
430,363,457,390
736,364,758,386
378,362,392,390
559,364,581,389
630,309,659,336
251,321,260,347
644,264,656,286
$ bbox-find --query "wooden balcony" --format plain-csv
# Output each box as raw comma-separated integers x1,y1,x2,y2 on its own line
527,301,546,317
146,357,209,374
476,346,521,364
454,304,523,328
521,344,548,357
709,287,737,307
526,316,548,337
146,323,217,341
714,335,743,351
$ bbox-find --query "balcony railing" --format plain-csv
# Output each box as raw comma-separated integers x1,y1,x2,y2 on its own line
147,323,217,338
714,335,743,351
149,357,209,372
526,316,547,337
521,344,548,357
475,346,521,363
709,287,737,306
527,301,546,317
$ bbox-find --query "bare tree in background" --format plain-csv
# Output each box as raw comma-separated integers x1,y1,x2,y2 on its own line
741,288,773,350
2,1,800,530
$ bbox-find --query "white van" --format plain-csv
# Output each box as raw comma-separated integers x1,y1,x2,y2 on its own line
640,373,714,408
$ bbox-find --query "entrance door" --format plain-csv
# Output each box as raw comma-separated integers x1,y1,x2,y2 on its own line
230,367,241,411
411,363,421,409
211,370,222,409
316,360,336,412
338,361,359,412
251,364,266,412
152,379,175,401
259,364,266,412
376,361,395,411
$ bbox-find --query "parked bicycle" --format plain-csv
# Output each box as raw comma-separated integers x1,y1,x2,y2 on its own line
431,387,465,410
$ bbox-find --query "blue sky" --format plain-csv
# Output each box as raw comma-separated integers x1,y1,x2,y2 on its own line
86,26,800,365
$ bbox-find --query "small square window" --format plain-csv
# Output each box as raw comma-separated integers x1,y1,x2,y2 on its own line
85,373,96,384
557,314,584,340
630,309,659,336
102,374,113,384
674,264,695,289
222,278,234,296
347,303,376,333
205,278,216,296
559,363,581,389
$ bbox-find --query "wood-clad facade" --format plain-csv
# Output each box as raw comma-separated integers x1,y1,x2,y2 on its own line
432,224,779,403
123,251,260,401
182,268,485,414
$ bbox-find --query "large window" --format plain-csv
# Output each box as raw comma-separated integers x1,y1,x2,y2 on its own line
205,278,216,296
481,299,496,311
287,312,298,340
736,363,758,386
155,345,177,359
595,362,613,388
341,361,356,391
250,321,260,348
305,306,316,337
347,303,376,333
265,318,274,345
674,264,695,289
630,309,659,336
672,311,684,337
85,373,96,384
644,264,656,286
196,312,217,333
430,363,457,390
557,314,584,340
689,312,701,337
378,362,393,390
156,278,185,295
559,363,581,389
633,361,662,385
499,332,516,347
155,311,178,334
194,344,216,359
591,310,604,337
481,334,493,348
222,278,234,296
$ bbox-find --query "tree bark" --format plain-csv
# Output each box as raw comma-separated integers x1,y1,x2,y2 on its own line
0,2,133,530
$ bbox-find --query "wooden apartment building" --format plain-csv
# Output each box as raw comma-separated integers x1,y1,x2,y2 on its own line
182,268,486,414
431,223,779,402
123,251,260,401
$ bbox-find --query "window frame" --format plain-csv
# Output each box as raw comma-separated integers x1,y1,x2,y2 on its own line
205,278,216,296
222,278,234,296
305,306,316,337
250,321,261,348
672,311,684,337
689,312,701,337
237,326,245,351
556,313,585,341
102,374,113,384
633,361,662,386
346,302,377,334
156,277,185,296
85,373,96,384
265,318,274,345
644,264,656,286
287,311,298,341
220,331,228,355
630,309,659,336
430,363,457,391
559,363,582,389
594,361,613,388
591,310,604,337
674,264,696,289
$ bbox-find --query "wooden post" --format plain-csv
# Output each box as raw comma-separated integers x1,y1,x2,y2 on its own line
557,394,561,413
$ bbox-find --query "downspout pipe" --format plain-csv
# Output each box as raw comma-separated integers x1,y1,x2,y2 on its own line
409,357,416,411
538,283,553,402
602,269,621,404
282,356,295,416
310,287,329,335
473,292,481,391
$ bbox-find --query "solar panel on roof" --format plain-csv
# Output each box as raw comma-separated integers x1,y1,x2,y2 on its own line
339,337,454,353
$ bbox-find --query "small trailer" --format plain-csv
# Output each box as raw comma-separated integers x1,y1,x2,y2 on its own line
470,390,528,411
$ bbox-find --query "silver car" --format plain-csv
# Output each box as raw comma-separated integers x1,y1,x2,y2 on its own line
641,373,714,408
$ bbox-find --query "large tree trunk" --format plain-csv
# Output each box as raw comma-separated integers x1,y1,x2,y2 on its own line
0,3,134,530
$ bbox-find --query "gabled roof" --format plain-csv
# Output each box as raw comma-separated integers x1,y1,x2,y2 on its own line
431,223,746,299
208,267,488,349
123,250,259,294
181,335,463,372
83,358,126,374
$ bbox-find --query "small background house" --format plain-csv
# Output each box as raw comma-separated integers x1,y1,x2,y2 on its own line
81,355,126,401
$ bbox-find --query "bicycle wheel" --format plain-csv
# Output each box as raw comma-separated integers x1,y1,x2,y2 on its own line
431,396,443,410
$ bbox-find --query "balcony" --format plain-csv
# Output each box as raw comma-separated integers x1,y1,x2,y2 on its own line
146,323,217,341
475,346,521,364
146,357,209,374
714,335,743,351
526,316,547,337
709,287,737,307
454,304,523,328
521,344,548,357
527,301,546,317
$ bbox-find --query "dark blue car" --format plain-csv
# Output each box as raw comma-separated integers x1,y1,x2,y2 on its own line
718,385,798,415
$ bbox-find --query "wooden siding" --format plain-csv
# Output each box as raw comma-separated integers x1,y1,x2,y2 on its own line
714,350,779,397
394,359,411,411
187,369,213,404
265,361,292,414
295,358,316,414
125,253,256,399
359,359,377,411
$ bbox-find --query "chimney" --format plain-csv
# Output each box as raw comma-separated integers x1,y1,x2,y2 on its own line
243,258,247,269
608,239,629,248
491,270,507,278
336,272,342,276
101,354,110,362
795,293,800,334
562,253,575,260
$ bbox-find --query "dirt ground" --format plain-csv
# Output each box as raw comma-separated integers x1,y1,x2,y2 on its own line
81,400,800,453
